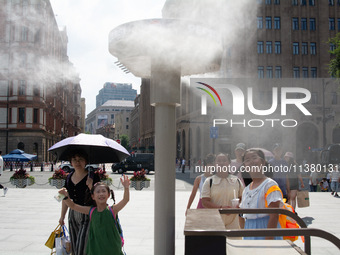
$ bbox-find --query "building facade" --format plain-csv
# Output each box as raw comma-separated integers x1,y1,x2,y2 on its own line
96,82,137,107
160,0,340,163
0,0,81,162
85,99,134,135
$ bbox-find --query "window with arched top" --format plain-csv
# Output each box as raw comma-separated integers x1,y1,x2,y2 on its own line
22,1,28,16
18,142,25,151
33,143,38,155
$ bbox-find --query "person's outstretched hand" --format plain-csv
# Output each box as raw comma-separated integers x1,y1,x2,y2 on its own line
120,174,130,188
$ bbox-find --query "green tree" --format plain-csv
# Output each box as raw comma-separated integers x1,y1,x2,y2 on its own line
120,134,129,150
328,33,340,78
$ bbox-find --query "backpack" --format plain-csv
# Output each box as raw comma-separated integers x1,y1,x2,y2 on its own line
265,185,303,242
89,206,125,247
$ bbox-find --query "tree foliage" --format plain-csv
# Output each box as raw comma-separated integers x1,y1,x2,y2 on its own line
328,33,340,78
120,134,129,150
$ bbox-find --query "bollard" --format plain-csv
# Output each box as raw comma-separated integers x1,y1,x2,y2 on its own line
10,163,13,171
103,164,106,171
30,162,33,172
41,162,43,171
51,163,53,172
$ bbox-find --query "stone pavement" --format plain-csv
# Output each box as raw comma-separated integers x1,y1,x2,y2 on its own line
0,170,339,254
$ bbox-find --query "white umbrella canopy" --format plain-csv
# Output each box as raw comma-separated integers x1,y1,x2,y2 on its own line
48,133,130,164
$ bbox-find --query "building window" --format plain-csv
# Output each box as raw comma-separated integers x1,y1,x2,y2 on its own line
302,67,308,78
19,53,27,68
33,108,38,123
310,42,316,55
258,91,265,103
332,92,338,104
293,18,299,30
311,92,318,104
275,41,281,53
9,108,12,124
294,67,300,78
19,80,26,95
266,41,272,53
22,1,28,15
111,114,114,119
338,18,340,30
267,66,273,78
258,66,264,78
301,42,308,55
267,91,273,104
330,18,335,30
301,18,307,30
330,43,336,52
257,17,263,29
19,108,25,123
274,0,280,4
258,41,264,53
301,0,307,5
265,0,271,4
310,0,315,5
310,18,316,30
266,17,272,29
126,117,129,122
257,0,263,4
33,84,39,96
338,0,340,5
329,0,334,5
292,0,298,5
274,17,281,29
21,27,28,41
311,67,317,78
293,42,299,54
275,66,282,78
126,125,129,130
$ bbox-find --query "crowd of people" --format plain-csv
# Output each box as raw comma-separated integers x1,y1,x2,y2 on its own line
185,142,340,240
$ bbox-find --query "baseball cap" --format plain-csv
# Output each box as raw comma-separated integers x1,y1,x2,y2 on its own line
235,143,246,151
284,152,293,158
272,143,282,151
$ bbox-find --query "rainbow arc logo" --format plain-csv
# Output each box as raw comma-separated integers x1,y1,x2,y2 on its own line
196,82,223,106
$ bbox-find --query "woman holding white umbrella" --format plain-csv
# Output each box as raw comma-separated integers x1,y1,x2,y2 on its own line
59,149,100,255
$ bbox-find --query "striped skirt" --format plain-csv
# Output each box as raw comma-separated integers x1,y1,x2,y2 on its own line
68,209,90,255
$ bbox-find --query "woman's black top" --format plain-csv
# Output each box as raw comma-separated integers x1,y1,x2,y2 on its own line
65,172,100,205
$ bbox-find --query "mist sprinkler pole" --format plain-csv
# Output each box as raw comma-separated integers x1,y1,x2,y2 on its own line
151,60,180,255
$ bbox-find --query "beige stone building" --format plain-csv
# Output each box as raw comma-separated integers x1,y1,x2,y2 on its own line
0,0,81,162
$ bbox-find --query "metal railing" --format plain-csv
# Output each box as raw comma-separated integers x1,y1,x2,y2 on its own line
184,208,340,255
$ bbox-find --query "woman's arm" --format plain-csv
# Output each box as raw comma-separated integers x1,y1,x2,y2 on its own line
59,188,91,215
112,175,130,214
185,176,201,215
59,200,69,225
266,200,281,240
297,174,305,188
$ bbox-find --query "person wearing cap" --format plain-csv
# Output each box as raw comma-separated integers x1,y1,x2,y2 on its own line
231,143,247,187
284,152,305,210
268,143,289,200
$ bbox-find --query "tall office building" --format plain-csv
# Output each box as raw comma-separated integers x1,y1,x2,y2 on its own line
0,0,81,162
161,0,340,162
96,82,137,107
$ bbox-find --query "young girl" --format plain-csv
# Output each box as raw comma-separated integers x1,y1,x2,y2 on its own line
201,153,244,230
240,149,283,240
185,154,215,215
59,175,130,255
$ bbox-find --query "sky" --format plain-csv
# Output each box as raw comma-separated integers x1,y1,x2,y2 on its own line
49,0,166,116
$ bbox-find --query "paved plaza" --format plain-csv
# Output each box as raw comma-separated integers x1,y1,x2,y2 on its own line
0,169,339,254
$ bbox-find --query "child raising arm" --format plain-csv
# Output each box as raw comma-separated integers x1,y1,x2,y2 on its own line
59,175,130,255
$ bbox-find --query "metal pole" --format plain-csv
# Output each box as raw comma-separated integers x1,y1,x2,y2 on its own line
151,61,180,255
